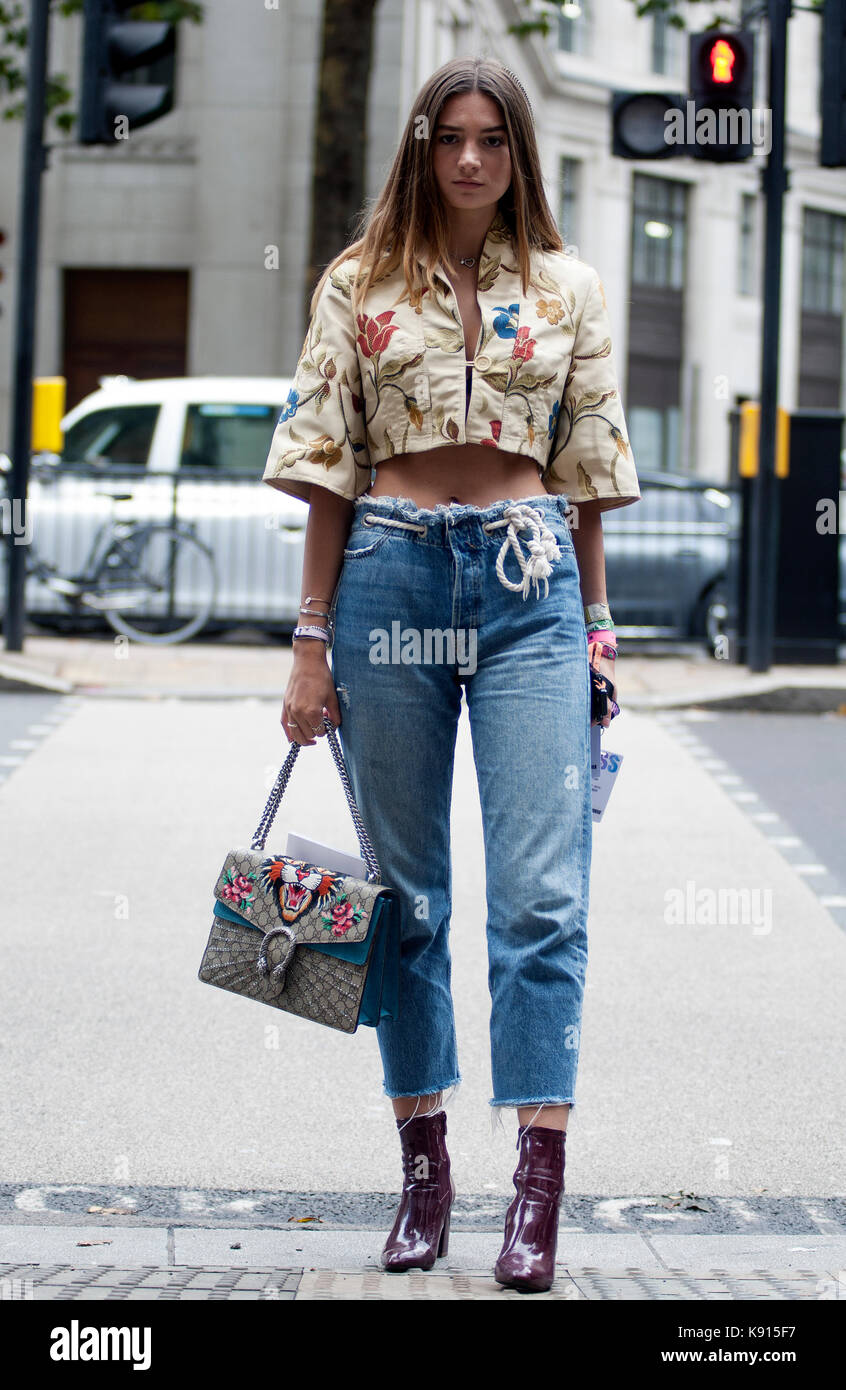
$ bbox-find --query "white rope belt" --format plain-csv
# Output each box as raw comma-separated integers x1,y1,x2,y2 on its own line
482,504,562,600
361,502,561,600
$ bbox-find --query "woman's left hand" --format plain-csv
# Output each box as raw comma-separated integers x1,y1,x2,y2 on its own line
590,648,618,729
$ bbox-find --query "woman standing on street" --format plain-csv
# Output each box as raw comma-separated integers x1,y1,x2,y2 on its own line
262,56,640,1293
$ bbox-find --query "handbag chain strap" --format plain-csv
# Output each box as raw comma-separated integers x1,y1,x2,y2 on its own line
250,714,382,883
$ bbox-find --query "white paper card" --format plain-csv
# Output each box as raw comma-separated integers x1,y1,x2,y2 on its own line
285,832,367,879
591,739,623,822
590,725,601,779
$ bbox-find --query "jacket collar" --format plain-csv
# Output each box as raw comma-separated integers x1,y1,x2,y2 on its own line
422,208,516,289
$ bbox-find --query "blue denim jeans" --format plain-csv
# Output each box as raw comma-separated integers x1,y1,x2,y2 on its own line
328,492,592,1118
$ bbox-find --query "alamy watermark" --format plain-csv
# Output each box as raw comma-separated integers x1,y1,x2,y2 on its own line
0,497,32,545
369,621,477,676
664,101,772,157
663,879,773,935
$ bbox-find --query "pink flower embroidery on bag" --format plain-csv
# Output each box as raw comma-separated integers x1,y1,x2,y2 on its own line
221,869,257,911
321,893,365,937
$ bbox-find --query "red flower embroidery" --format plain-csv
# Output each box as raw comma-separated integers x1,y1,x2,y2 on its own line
480,419,502,447
511,327,536,363
221,873,255,909
329,901,356,936
356,311,400,358
320,892,365,937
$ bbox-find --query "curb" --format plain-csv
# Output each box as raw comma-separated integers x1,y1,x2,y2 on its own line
626,683,846,714
0,659,74,695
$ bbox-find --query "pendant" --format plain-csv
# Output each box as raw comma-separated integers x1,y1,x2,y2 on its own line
459,256,476,267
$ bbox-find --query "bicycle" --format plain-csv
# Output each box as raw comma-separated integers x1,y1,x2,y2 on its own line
1,459,217,645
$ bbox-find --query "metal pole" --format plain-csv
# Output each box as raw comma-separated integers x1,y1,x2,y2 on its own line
3,0,51,652
746,0,790,672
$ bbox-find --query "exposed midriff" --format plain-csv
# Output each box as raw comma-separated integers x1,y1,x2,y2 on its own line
366,443,550,508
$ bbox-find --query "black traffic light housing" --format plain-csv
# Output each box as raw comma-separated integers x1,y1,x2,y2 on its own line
611,91,686,160
821,0,846,167
79,0,176,145
688,30,756,161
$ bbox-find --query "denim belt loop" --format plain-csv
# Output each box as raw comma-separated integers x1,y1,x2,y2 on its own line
481,503,562,601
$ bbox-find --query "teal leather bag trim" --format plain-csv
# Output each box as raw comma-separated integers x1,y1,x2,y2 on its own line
211,896,400,1023
359,897,400,1024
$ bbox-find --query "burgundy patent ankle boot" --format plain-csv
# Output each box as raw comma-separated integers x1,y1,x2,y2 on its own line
494,1124,566,1293
381,1109,455,1272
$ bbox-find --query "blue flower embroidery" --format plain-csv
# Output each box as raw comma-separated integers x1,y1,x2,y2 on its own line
548,399,560,441
492,303,520,339
278,388,300,423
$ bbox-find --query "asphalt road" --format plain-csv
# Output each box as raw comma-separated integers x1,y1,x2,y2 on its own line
2,691,846,1237
685,711,846,903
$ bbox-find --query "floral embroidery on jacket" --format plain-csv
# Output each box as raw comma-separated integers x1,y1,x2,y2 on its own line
262,210,639,512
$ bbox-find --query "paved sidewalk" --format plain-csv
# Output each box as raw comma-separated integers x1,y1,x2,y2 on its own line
3,1224,846,1300
1,631,846,709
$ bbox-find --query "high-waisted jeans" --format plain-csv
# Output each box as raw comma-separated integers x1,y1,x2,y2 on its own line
328,492,592,1120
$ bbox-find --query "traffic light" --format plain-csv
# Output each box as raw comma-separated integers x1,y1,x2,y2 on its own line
821,0,846,167
611,91,686,160
688,30,755,161
79,0,176,145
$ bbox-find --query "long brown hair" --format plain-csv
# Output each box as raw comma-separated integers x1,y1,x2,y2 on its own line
308,56,563,319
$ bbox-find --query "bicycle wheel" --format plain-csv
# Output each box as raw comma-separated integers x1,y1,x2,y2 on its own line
102,525,217,645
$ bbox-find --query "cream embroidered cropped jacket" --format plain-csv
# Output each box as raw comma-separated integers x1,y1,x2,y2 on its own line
262,209,640,513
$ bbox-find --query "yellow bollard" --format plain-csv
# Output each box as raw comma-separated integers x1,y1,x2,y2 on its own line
31,377,66,454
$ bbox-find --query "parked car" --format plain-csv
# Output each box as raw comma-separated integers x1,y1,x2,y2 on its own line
13,374,310,633
600,469,736,648
9,375,833,652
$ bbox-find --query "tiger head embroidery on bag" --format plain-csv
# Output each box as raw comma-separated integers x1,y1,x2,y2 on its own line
259,857,343,924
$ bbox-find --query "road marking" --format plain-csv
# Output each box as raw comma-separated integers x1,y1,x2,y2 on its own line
792,864,828,876
820,896,846,908
767,836,803,848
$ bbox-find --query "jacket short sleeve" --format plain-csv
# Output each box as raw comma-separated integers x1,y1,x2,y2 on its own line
544,270,640,513
262,265,370,504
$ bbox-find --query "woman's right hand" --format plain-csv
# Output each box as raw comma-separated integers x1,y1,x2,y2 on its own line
282,643,342,746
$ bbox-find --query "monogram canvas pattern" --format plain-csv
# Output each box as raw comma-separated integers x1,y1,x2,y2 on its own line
213,849,383,944
199,848,395,1033
198,914,370,1033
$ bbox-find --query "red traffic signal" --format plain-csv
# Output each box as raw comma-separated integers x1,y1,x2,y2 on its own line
688,30,755,161
709,39,737,84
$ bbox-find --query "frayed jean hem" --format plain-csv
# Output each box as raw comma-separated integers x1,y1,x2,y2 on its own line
488,1097,575,1139
382,1077,462,1103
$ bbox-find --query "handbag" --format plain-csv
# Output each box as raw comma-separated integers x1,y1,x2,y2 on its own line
198,715,401,1033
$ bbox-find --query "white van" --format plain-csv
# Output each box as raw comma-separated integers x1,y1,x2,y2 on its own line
20,374,316,631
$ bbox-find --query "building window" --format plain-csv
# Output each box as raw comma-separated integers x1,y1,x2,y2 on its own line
628,406,681,475
650,11,684,75
559,156,580,248
738,191,760,297
631,174,687,289
557,0,592,56
801,207,846,314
